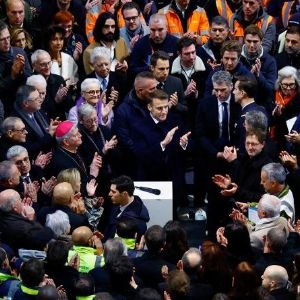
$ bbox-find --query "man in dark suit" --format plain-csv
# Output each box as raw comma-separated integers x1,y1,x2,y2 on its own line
104,175,149,241
86,47,128,104
233,75,268,153
150,50,187,122
195,70,240,233
12,85,57,158
133,225,174,289
131,89,190,210
31,49,73,120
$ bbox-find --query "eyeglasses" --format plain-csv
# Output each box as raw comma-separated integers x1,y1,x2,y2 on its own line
39,61,52,68
246,142,261,147
0,36,10,42
85,90,101,96
280,82,296,89
84,117,98,125
15,156,30,165
124,15,139,22
12,128,27,134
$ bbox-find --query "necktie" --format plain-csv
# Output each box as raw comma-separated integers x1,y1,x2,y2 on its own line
221,102,229,141
101,78,107,91
157,82,164,90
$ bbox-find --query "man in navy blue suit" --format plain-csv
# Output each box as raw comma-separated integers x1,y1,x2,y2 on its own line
233,75,268,153
131,89,191,211
195,70,240,234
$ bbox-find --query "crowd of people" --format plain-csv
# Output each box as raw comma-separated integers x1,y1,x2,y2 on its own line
1,0,300,298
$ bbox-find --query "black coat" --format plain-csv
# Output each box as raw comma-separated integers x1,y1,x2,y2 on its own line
37,204,89,232
0,212,54,251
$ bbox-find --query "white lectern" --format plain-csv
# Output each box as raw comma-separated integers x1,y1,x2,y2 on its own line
134,181,173,227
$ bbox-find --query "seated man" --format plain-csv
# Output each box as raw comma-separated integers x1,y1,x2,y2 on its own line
104,175,149,241
0,189,54,251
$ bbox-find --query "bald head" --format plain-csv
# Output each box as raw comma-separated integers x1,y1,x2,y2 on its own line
52,182,73,206
0,189,22,214
262,265,288,291
72,226,93,246
181,248,201,274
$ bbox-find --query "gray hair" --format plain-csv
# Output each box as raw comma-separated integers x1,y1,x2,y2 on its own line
0,193,17,213
212,70,233,86
265,265,289,289
266,227,287,253
6,145,28,160
31,49,50,66
15,85,37,108
104,237,127,265
261,163,286,184
0,161,17,182
78,103,96,121
80,78,100,93
55,123,77,144
1,117,23,134
45,210,70,237
259,194,281,218
245,110,268,132
181,247,201,271
90,47,111,64
275,66,300,90
26,74,47,88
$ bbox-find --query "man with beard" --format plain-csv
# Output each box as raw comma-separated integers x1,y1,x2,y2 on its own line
83,12,128,75
120,2,149,54
276,25,300,70
129,14,178,76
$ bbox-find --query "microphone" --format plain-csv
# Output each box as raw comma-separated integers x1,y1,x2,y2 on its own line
135,186,161,195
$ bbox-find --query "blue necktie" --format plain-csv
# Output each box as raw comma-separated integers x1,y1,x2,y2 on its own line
101,78,107,91
222,102,229,141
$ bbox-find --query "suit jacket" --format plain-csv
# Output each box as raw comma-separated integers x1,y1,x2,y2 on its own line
195,94,241,158
162,75,187,115
11,106,54,158
250,216,288,250
86,70,128,104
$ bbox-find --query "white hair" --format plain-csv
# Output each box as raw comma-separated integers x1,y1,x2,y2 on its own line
26,75,47,89
45,210,70,237
90,47,111,64
275,66,300,90
80,78,100,92
78,103,97,121
259,194,281,218
31,49,50,65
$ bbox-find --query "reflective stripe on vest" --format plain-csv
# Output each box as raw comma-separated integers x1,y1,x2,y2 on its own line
76,295,95,300
229,13,272,35
0,272,16,284
216,0,233,20
282,1,293,28
20,284,39,295
68,246,98,273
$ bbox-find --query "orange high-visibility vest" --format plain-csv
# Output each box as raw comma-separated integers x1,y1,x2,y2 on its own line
282,1,293,28
160,4,210,43
216,0,234,21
